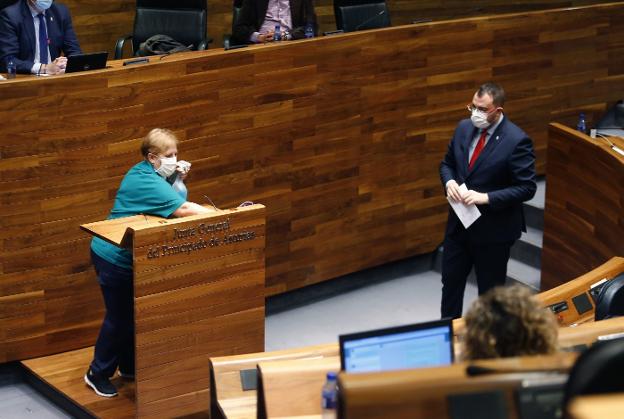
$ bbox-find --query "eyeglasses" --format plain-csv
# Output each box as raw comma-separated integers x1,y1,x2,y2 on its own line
467,104,497,114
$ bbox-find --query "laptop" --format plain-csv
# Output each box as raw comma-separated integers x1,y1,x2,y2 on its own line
339,319,454,373
65,52,109,73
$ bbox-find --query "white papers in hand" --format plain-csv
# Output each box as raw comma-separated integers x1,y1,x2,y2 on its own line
447,183,481,229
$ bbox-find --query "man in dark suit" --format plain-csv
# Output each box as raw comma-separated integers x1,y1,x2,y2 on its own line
232,0,316,45
439,83,536,319
0,0,81,74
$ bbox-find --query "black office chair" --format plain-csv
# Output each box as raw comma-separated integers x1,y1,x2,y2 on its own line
594,273,624,321
223,2,243,48
338,3,391,33
334,0,378,31
563,338,624,413
115,0,211,59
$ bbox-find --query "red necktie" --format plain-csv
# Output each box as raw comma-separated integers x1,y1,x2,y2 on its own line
469,129,487,170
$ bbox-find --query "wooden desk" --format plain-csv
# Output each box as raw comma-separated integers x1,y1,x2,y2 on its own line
209,343,337,419
568,394,624,419
558,316,624,348
542,123,624,290
3,3,624,364
211,316,624,418
258,356,340,419
338,353,577,419
536,257,624,326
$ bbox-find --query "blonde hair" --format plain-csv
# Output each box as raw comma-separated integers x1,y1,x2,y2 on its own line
141,128,178,157
463,285,558,360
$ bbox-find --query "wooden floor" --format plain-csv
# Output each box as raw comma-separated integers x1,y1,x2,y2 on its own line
21,347,136,419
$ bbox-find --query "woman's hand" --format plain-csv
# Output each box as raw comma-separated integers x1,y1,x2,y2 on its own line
176,160,191,181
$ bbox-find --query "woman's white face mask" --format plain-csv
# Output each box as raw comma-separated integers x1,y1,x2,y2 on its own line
155,155,177,178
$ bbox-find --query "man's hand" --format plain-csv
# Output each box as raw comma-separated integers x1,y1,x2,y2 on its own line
45,57,67,75
54,57,67,70
445,180,463,203
257,30,275,43
462,190,489,206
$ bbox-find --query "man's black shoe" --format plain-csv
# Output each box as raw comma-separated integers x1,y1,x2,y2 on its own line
84,369,118,397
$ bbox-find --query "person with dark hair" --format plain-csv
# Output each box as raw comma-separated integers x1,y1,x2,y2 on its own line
463,285,558,360
439,82,537,319
0,0,82,74
232,0,317,44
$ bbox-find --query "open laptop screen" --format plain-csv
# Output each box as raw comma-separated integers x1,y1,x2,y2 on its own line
340,319,454,373
65,52,108,73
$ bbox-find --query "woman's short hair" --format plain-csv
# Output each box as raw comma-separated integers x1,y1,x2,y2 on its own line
141,128,178,157
463,285,558,360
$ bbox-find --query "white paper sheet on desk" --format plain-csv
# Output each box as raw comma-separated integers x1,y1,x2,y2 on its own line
447,183,481,229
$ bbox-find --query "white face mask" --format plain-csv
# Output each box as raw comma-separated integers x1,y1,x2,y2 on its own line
155,156,177,178
470,109,491,129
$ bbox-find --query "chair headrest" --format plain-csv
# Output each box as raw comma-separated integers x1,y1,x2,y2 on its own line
595,273,624,321
615,101,624,126
564,337,624,408
136,0,206,9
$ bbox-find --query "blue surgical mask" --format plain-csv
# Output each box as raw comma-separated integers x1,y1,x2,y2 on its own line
34,0,53,11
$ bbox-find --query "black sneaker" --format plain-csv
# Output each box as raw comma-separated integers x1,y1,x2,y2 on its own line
84,369,118,397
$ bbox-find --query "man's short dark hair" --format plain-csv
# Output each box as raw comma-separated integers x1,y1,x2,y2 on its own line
477,83,505,107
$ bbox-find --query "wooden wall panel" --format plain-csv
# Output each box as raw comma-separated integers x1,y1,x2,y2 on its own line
1,4,624,363
58,0,614,54
541,124,624,290
61,0,135,54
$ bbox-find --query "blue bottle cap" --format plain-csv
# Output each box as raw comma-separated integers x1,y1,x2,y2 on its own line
327,371,337,380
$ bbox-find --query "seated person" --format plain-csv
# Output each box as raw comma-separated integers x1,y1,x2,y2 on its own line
232,0,317,44
0,0,82,75
463,285,558,360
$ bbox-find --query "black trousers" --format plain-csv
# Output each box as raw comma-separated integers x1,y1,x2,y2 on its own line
90,251,135,378
440,232,513,319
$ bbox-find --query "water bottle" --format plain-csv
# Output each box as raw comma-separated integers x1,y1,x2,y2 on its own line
321,372,337,419
305,23,314,39
274,25,282,41
7,58,16,79
576,112,587,134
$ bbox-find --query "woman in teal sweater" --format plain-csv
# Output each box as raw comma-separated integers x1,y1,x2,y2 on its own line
85,128,212,397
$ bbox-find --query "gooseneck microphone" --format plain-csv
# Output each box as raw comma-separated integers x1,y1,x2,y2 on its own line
354,10,386,31
466,365,569,376
203,195,220,211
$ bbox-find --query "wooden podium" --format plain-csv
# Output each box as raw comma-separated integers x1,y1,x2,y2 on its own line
81,204,266,418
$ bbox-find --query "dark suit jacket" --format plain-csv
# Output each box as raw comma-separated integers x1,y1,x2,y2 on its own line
0,0,81,73
439,116,537,244
232,0,317,45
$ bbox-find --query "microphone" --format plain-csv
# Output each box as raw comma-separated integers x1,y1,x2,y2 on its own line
203,195,220,211
354,10,386,32
466,365,568,376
